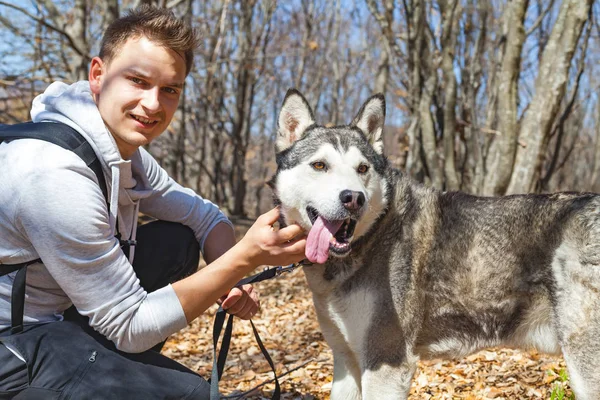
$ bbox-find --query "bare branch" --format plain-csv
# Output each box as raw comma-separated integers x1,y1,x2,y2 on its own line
525,0,556,37
0,1,89,59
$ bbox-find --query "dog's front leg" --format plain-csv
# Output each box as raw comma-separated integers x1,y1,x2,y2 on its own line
330,349,362,400
317,312,362,400
360,357,417,400
311,296,362,400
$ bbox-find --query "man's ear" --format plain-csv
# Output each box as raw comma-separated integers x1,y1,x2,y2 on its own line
351,94,386,155
276,89,315,153
88,57,105,96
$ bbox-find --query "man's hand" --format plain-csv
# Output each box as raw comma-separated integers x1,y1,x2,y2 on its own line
237,207,307,268
220,284,259,320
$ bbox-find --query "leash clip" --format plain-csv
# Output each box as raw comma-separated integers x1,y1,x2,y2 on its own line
119,239,137,247
275,263,300,276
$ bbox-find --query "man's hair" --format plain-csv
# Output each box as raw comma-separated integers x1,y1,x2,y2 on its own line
99,5,199,75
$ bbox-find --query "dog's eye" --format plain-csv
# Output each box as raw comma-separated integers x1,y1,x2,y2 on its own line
357,164,369,174
312,161,327,171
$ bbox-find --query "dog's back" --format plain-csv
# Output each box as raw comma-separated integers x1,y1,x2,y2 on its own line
404,190,599,355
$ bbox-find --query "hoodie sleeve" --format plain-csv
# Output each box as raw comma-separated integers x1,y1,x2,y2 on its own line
15,142,188,353
135,147,233,252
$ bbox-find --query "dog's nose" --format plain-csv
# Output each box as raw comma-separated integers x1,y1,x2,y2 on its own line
340,190,365,211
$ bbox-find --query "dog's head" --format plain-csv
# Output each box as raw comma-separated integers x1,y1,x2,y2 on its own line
270,89,389,264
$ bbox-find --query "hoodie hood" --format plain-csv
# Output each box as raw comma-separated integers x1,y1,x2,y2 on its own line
30,81,153,261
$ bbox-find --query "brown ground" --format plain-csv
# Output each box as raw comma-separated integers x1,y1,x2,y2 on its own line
163,266,573,399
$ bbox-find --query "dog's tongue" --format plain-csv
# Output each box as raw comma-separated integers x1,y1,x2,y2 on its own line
306,216,343,264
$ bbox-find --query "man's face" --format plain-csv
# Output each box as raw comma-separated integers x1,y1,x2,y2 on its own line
89,36,186,159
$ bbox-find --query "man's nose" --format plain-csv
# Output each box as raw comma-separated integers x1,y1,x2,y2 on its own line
140,87,161,112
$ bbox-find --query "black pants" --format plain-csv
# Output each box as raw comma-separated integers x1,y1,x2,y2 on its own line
0,221,211,399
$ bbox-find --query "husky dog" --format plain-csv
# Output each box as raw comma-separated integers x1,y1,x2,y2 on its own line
270,89,600,400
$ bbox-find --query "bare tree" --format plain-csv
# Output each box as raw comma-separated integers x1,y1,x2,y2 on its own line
591,98,600,192
439,0,461,191
460,0,488,193
538,17,592,192
0,1,91,82
364,0,597,196
102,0,120,31
3,0,600,217
507,0,593,194
482,0,528,196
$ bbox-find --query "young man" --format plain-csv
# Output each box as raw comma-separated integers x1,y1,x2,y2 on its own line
0,6,306,399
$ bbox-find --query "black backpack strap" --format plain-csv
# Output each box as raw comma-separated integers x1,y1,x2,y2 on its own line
0,259,40,334
0,122,108,203
0,121,107,334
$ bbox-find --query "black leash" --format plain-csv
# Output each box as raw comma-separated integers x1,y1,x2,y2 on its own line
210,263,303,400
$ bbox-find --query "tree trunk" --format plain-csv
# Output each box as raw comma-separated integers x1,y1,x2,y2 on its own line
102,0,119,31
439,0,460,191
367,0,394,96
483,0,528,196
294,0,314,89
506,0,592,194
374,41,390,95
463,0,487,194
63,0,88,81
38,0,89,81
538,17,590,192
419,72,443,189
590,101,600,192
230,0,275,217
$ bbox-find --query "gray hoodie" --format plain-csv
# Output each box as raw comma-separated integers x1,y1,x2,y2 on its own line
0,81,232,352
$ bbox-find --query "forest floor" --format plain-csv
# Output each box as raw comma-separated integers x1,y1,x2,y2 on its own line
163,218,574,399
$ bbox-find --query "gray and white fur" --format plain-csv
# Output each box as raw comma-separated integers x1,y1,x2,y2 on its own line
271,89,600,400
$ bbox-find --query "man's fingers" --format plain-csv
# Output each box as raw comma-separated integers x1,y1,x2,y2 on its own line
221,287,243,310
260,207,281,226
240,284,254,294
249,288,259,304
220,284,260,319
277,224,306,241
226,294,248,314
237,299,257,319
282,237,307,253
235,290,259,319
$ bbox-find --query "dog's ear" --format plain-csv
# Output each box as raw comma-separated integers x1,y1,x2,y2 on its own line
276,89,315,153
351,94,386,154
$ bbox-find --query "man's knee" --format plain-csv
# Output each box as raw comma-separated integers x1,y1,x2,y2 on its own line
155,221,199,277
144,220,198,257
133,221,200,288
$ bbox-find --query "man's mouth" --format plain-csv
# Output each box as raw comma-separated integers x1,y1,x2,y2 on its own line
130,113,159,126
305,206,357,264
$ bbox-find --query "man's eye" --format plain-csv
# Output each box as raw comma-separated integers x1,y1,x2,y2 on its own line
163,87,178,95
130,77,144,84
311,161,327,171
357,164,369,174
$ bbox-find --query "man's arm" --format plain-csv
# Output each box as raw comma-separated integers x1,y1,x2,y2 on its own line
137,147,233,253
202,221,236,264
138,150,305,321
201,221,260,320
172,208,306,323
